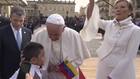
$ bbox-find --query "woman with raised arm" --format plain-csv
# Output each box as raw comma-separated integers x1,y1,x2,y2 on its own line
80,0,140,79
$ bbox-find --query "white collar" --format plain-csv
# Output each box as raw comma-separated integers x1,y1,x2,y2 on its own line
113,16,133,29
10,23,22,32
31,64,40,69
30,64,42,79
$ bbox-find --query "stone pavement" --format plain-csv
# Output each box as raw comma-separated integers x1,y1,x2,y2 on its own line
80,57,140,79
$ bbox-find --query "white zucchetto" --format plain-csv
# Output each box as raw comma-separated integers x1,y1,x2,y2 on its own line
46,13,65,26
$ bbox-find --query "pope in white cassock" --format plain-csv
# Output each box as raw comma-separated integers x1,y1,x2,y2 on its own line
31,13,90,79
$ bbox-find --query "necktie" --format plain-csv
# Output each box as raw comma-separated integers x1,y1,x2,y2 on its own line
16,30,22,49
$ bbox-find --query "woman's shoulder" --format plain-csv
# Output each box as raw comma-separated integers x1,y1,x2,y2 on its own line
132,23,140,30
131,23,140,34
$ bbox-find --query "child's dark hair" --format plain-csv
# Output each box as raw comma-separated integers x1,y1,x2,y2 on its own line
22,42,44,61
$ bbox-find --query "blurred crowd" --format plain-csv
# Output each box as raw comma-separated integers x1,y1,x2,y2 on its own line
0,15,85,33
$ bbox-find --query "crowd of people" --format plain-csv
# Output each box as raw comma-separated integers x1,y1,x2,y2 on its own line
0,0,140,79
23,15,85,34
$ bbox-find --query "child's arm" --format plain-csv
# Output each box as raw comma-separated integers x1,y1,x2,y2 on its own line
26,73,33,79
9,69,20,79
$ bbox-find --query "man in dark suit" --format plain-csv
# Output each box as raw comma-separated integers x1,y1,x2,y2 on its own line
0,6,32,79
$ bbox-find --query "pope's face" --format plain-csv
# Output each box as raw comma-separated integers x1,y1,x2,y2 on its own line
47,23,64,41
113,1,131,21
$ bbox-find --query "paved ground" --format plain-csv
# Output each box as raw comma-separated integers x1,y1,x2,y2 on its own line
80,57,140,79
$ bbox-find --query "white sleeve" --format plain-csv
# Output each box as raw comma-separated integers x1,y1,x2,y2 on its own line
9,69,20,79
80,4,110,41
98,19,110,30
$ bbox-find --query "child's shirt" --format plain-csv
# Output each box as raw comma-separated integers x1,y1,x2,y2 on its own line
10,64,42,79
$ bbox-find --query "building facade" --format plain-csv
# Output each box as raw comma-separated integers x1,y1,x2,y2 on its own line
0,0,27,16
96,0,110,19
25,0,75,19
79,7,86,16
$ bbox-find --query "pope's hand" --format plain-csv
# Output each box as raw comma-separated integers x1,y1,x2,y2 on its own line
48,65,60,72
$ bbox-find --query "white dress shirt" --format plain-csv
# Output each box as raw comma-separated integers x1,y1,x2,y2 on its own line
10,23,22,46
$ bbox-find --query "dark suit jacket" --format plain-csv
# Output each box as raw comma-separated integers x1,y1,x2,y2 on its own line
0,16,10,27
0,24,32,79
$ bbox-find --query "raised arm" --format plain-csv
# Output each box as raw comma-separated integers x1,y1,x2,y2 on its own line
80,0,100,41
87,0,94,20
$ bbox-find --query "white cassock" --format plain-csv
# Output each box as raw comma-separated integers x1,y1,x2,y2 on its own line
10,64,42,79
31,26,90,79
80,4,140,79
